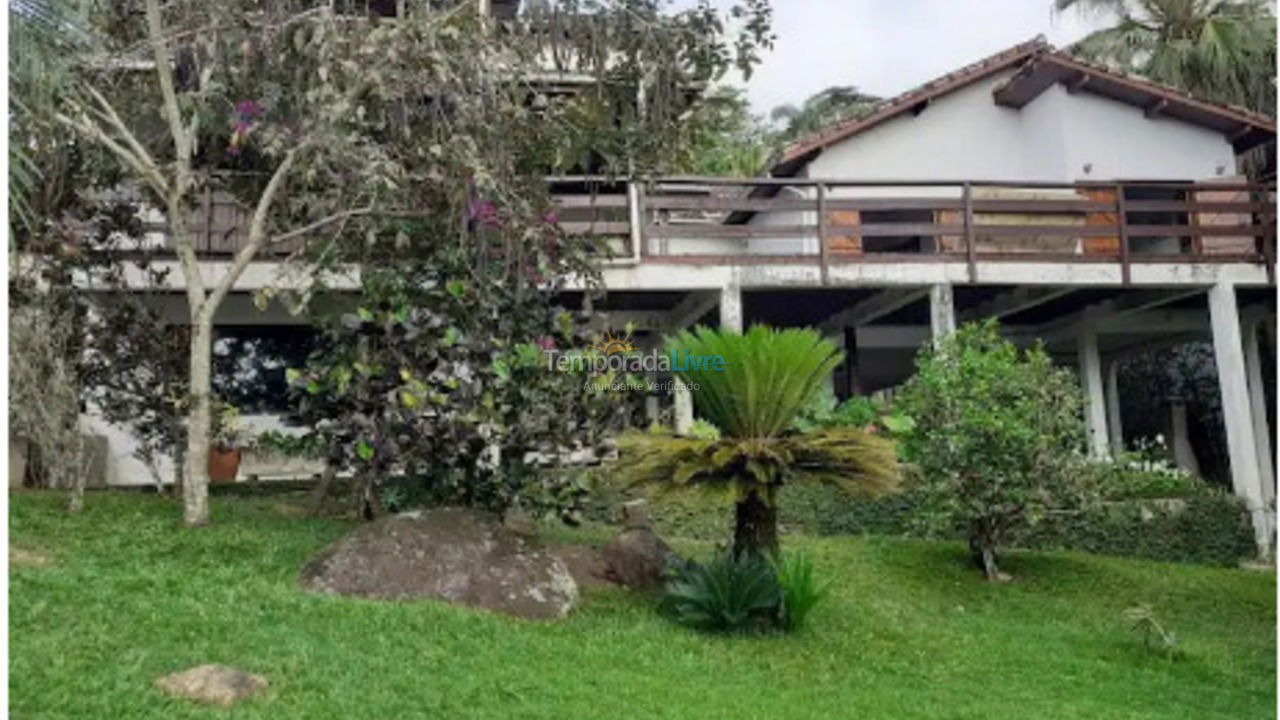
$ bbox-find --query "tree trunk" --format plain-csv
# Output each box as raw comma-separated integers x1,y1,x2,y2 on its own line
182,315,213,526
732,490,779,559
969,520,1004,581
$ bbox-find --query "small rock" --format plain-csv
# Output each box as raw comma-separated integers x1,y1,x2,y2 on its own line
601,526,679,590
552,544,615,589
154,664,267,707
619,499,652,530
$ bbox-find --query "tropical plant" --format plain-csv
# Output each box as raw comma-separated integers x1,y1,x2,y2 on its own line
773,551,829,631
617,326,901,558
1123,603,1180,659
8,0,97,235
770,85,881,145
662,552,781,632
1056,0,1276,115
895,320,1096,580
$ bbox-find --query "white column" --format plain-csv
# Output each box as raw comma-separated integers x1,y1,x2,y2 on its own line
673,384,693,435
1242,314,1275,506
719,281,743,333
1169,401,1201,476
1105,359,1125,455
1207,283,1270,556
1077,325,1109,458
929,284,955,344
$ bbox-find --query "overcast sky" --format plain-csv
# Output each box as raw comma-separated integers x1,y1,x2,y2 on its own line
681,0,1106,117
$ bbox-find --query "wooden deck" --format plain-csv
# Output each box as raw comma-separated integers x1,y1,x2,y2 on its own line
172,175,1277,285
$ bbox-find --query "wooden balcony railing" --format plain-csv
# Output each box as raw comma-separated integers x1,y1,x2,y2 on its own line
174,176,1277,284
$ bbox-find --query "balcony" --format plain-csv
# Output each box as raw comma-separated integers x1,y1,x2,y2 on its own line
173,176,1277,284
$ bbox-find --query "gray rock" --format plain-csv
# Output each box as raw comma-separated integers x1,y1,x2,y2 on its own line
551,544,615,590
299,507,579,620
601,526,678,590
154,664,267,707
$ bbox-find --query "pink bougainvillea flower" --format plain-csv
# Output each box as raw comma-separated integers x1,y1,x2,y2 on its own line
542,210,559,224
536,336,556,351
234,99,262,118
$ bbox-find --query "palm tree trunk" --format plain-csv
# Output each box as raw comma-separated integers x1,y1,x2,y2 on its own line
732,490,779,559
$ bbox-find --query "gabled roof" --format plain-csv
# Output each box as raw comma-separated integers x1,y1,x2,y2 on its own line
769,36,1276,178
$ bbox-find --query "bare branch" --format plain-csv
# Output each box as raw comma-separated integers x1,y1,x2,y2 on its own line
53,110,169,198
144,0,191,186
266,206,374,247
203,147,301,316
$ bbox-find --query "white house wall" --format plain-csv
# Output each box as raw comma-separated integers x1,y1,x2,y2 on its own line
805,72,1237,183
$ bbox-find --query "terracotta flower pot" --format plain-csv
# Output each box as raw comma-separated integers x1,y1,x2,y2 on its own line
208,447,242,484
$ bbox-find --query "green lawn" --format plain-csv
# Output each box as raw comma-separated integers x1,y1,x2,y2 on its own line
9,491,1276,719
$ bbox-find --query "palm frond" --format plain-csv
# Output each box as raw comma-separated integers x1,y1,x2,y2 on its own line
783,427,902,497
666,326,843,440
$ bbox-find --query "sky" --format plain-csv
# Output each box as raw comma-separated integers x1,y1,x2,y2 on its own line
679,0,1107,117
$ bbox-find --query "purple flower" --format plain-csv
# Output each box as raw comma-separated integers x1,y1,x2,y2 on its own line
536,336,556,351
234,99,262,118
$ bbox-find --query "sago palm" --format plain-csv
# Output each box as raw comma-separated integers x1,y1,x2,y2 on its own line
616,326,901,558
1056,0,1276,116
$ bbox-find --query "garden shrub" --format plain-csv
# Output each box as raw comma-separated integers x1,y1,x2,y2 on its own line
1013,491,1254,567
774,552,830,631
663,553,781,632
662,551,830,633
895,320,1094,580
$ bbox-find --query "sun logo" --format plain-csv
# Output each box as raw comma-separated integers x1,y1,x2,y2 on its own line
590,329,636,355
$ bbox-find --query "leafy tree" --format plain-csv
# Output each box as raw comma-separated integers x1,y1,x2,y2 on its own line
677,86,773,176
1056,0,1276,115
769,85,880,146
895,321,1095,580
616,326,901,558
288,266,644,521
51,0,772,525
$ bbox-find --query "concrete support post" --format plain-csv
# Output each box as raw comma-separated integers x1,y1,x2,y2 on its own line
1077,325,1110,459
1169,401,1201,476
1207,283,1271,556
673,383,693,435
719,281,743,333
1105,359,1125,455
1242,314,1275,506
928,284,955,345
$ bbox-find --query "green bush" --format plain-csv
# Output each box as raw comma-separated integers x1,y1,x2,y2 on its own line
1013,491,1254,567
663,553,781,632
774,552,829,631
896,320,1093,579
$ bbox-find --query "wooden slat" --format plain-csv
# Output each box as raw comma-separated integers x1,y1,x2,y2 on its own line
559,221,632,235
552,194,630,208
970,199,1115,213
645,224,812,239
1124,200,1272,213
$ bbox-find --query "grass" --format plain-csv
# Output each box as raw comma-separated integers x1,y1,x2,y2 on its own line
9,490,1276,719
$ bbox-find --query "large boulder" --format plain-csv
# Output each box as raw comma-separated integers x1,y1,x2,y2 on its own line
299,508,578,620
154,664,267,707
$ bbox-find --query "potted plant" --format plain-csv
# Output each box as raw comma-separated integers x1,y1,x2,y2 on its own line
208,403,245,484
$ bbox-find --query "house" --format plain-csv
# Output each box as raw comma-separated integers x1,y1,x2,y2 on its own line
78,37,1277,553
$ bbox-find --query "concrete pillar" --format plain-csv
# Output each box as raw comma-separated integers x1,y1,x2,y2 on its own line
1077,325,1110,458
1207,283,1271,556
929,284,955,345
673,383,693,435
1105,359,1125,455
719,281,743,333
1169,400,1201,476
1243,314,1275,506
